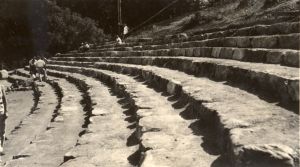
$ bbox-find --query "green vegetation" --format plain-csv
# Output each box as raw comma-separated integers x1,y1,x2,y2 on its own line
0,0,105,69
54,0,210,34
0,0,214,69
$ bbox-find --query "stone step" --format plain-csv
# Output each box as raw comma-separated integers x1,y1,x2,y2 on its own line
96,21,299,50
93,33,300,54
189,21,300,41
2,71,58,163
54,47,300,67
48,58,299,111
5,76,84,166
46,63,299,167
5,75,35,136
45,65,227,167
29,68,137,167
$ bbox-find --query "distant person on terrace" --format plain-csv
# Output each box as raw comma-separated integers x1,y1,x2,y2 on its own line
79,42,90,52
123,24,129,39
116,35,123,45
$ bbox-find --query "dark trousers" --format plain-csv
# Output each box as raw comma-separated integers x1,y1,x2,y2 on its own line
0,114,6,148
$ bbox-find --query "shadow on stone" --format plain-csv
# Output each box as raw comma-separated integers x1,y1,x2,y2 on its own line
126,130,139,147
189,120,220,156
211,155,231,167
127,149,143,166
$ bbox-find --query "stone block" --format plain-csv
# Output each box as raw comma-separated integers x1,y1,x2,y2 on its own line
243,49,267,63
235,37,251,48
163,49,171,56
235,144,296,167
219,48,234,59
200,47,213,57
185,48,194,57
282,50,299,67
211,47,222,58
290,22,300,34
214,65,229,81
232,48,246,61
266,51,284,64
193,47,201,57
223,37,237,47
278,34,300,50
167,80,181,95
207,38,222,47
251,36,278,48
175,48,186,56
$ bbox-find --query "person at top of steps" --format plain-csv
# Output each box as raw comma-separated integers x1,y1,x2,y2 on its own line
116,35,123,45
0,78,8,156
34,56,47,82
123,24,129,39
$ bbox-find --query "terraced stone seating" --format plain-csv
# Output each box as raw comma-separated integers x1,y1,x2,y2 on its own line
5,20,299,167
97,21,300,50
61,21,300,69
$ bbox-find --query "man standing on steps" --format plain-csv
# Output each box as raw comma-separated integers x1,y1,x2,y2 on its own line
0,79,8,156
34,57,47,82
29,56,37,79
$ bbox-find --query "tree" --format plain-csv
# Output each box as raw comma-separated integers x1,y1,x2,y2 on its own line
0,0,105,69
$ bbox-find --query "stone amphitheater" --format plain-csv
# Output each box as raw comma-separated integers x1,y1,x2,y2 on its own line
2,19,300,167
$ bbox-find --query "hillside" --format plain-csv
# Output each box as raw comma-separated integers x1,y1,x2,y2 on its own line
130,0,299,38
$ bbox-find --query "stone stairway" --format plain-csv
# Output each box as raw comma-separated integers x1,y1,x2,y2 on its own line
5,72,84,167
44,65,225,167
2,71,86,166
4,20,299,167
5,75,36,136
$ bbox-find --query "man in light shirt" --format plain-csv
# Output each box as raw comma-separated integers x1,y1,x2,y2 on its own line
34,57,47,82
123,24,129,39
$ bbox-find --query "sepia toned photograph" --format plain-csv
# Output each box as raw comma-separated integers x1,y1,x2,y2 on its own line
0,0,299,166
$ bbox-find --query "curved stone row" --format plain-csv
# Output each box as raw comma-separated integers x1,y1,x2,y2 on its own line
5,72,84,167
2,72,58,164
55,46,300,68
45,65,226,167
100,21,299,50
46,63,299,167
34,68,137,167
48,57,299,110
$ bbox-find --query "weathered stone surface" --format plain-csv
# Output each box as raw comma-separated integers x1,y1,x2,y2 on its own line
251,36,278,48
142,149,219,167
219,48,234,59
47,61,299,167
266,51,284,64
282,50,299,67
232,48,246,60
235,37,252,48
278,34,300,50
185,48,194,57
235,144,297,167
15,19,300,167
167,80,181,95
211,47,222,58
